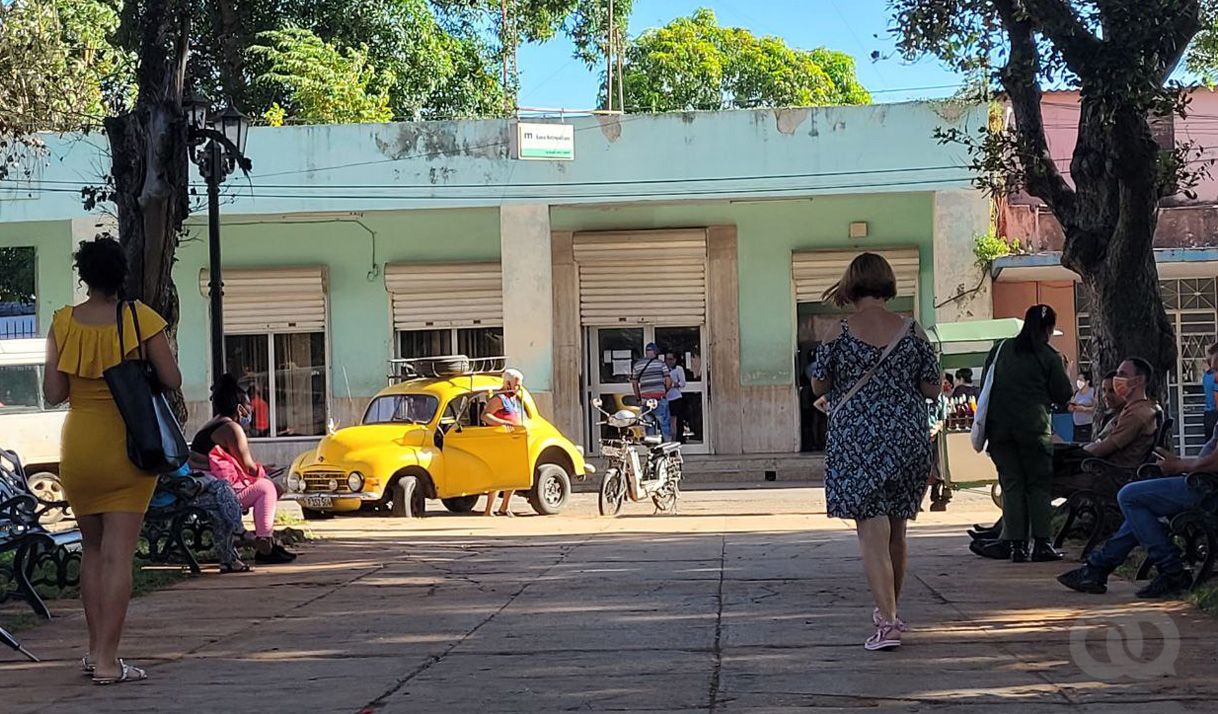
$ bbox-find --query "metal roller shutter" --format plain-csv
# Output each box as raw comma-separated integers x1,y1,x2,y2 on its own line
573,229,707,325
792,248,920,304
384,262,503,330
198,266,327,333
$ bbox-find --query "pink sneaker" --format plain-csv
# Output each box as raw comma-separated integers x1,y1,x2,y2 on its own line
873,608,908,632
865,621,902,651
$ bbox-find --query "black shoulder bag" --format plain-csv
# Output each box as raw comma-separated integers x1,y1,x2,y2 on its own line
102,302,189,473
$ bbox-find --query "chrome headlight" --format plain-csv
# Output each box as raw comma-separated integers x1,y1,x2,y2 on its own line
286,473,305,493
607,410,637,429
347,471,365,492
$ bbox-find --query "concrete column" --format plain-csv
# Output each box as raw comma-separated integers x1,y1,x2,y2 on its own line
933,189,994,324
500,204,555,416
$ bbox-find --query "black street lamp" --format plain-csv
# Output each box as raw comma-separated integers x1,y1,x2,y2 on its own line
185,92,250,388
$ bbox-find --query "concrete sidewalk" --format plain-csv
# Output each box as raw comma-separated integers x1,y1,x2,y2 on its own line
1,486,1214,712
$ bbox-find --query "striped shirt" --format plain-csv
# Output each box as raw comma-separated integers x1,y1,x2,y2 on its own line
632,357,671,397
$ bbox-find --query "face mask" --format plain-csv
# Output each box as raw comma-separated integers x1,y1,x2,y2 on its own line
1076,379,1087,391
239,410,252,428
1112,376,1132,400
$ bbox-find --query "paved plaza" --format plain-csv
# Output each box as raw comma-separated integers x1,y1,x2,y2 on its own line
1,485,1215,713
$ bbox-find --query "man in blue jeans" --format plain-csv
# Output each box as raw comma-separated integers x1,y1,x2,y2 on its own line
1058,414,1218,599
630,342,673,441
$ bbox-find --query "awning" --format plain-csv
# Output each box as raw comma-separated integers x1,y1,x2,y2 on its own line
993,248,1218,282
927,318,1060,368
926,318,1024,345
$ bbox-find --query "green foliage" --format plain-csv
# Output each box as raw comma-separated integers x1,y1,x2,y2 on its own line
972,231,1019,268
250,28,394,125
0,0,132,178
620,8,870,113
1188,3,1218,83
0,247,37,305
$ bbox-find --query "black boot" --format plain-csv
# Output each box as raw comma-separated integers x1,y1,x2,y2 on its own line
1031,539,1064,562
968,524,1002,541
1135,570,1192,599
969,539,1013,560
1010,540,1030,563
1058,565,1108,594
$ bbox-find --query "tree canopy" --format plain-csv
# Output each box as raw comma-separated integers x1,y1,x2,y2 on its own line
251,28,394,125
890,0,1209,386
0,0,131,177
620,8,870,113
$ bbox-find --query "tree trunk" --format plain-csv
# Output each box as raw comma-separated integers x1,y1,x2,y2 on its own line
1076,238,1176,400
106,2,193,424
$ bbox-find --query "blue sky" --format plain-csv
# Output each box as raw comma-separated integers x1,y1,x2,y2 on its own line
516,0,965,109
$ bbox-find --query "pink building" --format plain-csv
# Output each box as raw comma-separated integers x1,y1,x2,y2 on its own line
993,89,1218,453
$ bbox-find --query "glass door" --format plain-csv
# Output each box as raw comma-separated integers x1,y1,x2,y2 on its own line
585,325,710,455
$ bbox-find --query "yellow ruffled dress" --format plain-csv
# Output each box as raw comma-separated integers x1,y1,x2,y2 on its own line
52,301,168,515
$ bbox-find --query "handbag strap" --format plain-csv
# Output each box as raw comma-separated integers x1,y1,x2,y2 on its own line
830,318,912,419
114,300,146,362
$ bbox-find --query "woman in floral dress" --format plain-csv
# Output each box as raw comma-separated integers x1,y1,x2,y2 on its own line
812,253,942,651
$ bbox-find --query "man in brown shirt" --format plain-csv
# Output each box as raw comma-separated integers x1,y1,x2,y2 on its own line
1057,359,1159,498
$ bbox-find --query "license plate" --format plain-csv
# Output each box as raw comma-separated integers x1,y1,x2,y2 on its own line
300,495,332,510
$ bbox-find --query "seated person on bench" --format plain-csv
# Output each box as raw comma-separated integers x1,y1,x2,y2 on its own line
1053,360,1159,501
1058,418,1218,599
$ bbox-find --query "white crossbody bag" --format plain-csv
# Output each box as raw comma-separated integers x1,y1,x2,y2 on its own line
970,339,1007,452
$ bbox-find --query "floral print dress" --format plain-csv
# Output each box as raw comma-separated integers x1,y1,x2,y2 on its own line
812,321,941,520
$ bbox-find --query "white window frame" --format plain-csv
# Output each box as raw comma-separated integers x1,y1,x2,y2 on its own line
395,326,505,359
225,329,331,441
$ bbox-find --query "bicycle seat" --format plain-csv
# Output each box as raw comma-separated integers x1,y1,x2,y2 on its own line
642,435,663,446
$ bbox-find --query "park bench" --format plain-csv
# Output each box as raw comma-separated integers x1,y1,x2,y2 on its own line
139,473,217,575
1053,412,1172,559
1133,468,1218,590
0,448,81,620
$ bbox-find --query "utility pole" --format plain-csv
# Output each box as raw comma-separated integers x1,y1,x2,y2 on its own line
606,0,614,111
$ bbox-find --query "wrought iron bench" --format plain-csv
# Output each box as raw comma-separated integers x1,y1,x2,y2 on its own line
0,448,81,620
1054,413,1172,559
139,473,216,575
1133,470,1218,590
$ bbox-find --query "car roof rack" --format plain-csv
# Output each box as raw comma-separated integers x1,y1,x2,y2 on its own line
388,355,508,383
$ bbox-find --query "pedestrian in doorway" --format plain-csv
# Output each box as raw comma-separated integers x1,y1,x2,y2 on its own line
811,253,942,651
483,368,526,516
665,352,687,442
631,343,672,440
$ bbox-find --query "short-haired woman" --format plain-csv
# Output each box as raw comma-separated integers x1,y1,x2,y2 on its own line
811,253,942,651
44,237,183,685
483,368,526,516
971,304,1073,563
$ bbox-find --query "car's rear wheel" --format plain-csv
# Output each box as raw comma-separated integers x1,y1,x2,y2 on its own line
28,471,69,525
442,495,480,513
390,475,426,518
529,464,571,516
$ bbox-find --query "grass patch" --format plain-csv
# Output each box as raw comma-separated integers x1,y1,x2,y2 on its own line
1188,583,1218,614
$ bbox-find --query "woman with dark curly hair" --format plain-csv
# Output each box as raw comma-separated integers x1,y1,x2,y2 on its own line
43,237,182,685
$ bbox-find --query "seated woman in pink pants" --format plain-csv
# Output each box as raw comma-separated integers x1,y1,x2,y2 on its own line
189,375,297,565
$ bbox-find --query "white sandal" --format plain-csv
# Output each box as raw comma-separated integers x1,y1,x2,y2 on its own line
92,659,148,686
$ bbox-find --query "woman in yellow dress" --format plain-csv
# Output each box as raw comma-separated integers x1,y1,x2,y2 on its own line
43,238,182,685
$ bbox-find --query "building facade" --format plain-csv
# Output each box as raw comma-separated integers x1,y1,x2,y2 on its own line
0,102,990,464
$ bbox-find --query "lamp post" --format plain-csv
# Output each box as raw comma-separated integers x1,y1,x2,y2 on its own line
184,92,250,387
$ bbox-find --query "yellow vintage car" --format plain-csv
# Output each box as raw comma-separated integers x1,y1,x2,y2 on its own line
284,363,592,518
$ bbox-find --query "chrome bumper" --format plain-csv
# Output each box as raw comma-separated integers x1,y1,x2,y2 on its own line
285,492,381,502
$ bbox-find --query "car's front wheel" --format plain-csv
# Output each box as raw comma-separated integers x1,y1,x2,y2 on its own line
442,495,480,513
529,464,571,516
390,475,426,518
